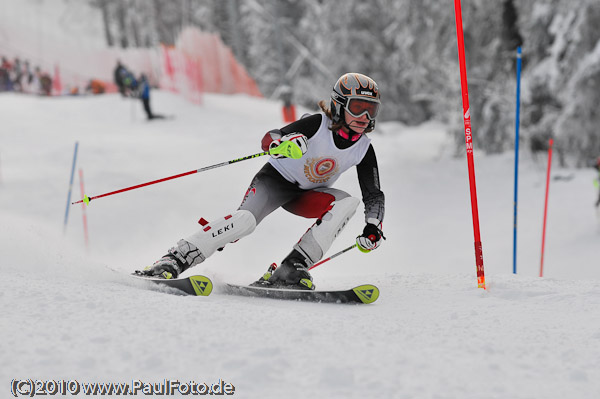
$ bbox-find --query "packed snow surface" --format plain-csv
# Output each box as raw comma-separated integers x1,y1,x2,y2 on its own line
1,92,599,398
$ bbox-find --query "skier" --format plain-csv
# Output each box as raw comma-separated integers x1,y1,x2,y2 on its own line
137,73,385,290
139,74,165,120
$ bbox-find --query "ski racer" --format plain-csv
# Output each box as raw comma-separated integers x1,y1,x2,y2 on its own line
137,73,386,290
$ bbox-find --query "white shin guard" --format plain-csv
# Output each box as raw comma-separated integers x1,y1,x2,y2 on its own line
294,196,360,265
185,210,257,260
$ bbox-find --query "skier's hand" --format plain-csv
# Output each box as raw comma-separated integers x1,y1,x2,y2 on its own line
269,133,308,159
356,222,385,253
262,129,282,152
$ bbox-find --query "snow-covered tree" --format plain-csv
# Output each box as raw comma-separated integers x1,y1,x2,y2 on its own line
87,0,600,163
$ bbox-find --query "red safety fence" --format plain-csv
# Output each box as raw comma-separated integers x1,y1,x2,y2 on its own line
3,25,261,102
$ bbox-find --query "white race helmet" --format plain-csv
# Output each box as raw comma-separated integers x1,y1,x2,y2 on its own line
330,73,381,133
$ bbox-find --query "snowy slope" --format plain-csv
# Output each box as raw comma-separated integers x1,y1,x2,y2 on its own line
1,91,600,398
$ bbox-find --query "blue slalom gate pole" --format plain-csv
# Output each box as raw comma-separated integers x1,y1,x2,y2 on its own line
63,141,79,233
512,47,522,274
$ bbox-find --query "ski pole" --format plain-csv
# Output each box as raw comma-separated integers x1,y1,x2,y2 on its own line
72,150,268,205
309,244,357,271
72,141,303,206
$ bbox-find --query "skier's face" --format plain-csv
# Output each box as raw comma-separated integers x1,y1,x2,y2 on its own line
344,109,370,134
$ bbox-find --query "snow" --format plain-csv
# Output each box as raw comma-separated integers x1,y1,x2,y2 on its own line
1,91,599,398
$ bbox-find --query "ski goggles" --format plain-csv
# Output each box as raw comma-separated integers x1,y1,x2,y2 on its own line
346,98,380,120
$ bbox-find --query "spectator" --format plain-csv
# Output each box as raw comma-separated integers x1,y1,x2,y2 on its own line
39,69,52,96
114,61,127,96
12,57,23,92
30,66,42,95
123,69,138,96
139,74,165,120
17,60,33,93
0,56,13,91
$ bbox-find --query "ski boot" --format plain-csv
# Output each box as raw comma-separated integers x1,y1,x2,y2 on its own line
134,239,204,279
135,254,181,280
251,249,315,290
250,263,278,287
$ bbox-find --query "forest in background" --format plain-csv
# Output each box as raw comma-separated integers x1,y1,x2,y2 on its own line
88,0,600,165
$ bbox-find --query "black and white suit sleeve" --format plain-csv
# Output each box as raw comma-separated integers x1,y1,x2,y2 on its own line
356,145,385,225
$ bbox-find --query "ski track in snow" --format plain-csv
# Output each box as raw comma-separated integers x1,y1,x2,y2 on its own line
1,92,600,399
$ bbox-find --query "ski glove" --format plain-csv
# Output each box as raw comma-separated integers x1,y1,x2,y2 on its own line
356,222,385,253
268,133,308,159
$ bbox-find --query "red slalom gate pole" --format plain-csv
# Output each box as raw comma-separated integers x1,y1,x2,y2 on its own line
540,139,554,277
454,0,486,289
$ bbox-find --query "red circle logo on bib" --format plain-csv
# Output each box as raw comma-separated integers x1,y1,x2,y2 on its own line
304,157,339,184
315,159,336,176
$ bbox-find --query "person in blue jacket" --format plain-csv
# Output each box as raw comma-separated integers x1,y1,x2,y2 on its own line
139,74,164,120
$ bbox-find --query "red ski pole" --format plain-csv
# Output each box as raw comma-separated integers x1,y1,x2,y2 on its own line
540,139,554,277
71,140,306,206
309,244,357,271
454,0,486,289
71,151,269,205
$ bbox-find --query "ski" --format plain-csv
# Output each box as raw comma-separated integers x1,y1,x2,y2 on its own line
132,274,213,296
223,283,379,304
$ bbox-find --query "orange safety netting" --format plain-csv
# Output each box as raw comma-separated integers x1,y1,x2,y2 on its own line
45,27,261,101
